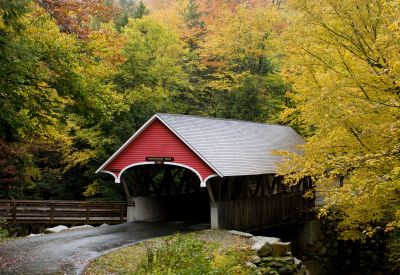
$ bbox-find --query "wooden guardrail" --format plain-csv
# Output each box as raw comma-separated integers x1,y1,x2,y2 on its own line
0,200,127,224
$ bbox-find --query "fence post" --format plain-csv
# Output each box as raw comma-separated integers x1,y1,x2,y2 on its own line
12,201,16,224
50,202,54,224
86,203,90,224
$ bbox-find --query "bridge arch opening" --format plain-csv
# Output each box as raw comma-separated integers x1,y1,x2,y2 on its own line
121,164,213,223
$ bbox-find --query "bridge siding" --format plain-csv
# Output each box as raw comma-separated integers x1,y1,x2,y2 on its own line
105,119,216,182
212,193,311,231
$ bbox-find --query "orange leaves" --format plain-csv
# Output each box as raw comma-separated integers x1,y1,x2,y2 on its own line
35,0,117,38
87,25,127,70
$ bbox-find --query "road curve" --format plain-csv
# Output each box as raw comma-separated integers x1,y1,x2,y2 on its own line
0,221,209,275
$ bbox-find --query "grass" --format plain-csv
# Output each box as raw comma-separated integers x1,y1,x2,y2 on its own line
84,230,255,275
0,220,15,243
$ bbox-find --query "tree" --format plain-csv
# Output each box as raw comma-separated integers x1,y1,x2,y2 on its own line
133,1,149,19
114,0,150,31
35,0,116,38
202,5,287,122
116,17,188,91
148,1,289,120
82,17,190,199
0,2,124,199
278,0,400,248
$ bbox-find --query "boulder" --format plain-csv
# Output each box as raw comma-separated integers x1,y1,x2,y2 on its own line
257,267,280,275
27,233,43,237
245,262,257,269
278,266,295,275
249,255,262,264
264,261,285,268
70,225,93,231
271,242,291,257
258,242,273,257
251,236,281,257
293,257,302,267
280,256,294,263
228,230,253,238
44,225,68,234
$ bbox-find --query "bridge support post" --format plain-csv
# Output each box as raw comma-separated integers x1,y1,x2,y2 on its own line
210,202,220,229
127,198,135,222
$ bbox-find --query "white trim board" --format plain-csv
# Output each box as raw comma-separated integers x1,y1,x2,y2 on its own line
102,162,220,187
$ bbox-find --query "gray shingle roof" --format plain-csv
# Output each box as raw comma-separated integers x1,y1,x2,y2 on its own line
157,113,304,177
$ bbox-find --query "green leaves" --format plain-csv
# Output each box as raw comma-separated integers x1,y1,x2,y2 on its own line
0,2,125,199
118,17,188,90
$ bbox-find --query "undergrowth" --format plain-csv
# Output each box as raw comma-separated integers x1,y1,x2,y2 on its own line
85,231,254,275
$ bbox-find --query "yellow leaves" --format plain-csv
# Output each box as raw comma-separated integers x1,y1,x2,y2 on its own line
278,0,400,241
201,5,284,90
86,23,127,75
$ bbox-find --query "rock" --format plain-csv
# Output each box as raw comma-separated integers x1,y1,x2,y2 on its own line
44,225,68,234
278,266,295,275
249,255,262,264
27,233,43,237
70,225,93,230
251,236,281,257
258,242,272,257
99,223,109,227
245,262,257,269
251,236,281,251
265,261,285,268
228,230,253,238
257,267,279,275
294,264,307,275
271,242,291,257
281,256,294,263
293,257,302,267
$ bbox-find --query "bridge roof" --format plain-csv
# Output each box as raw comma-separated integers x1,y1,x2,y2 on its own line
97,113,304,184
157,113,304,177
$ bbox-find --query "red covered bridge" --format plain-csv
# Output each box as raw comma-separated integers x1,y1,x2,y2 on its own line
97,114,313,231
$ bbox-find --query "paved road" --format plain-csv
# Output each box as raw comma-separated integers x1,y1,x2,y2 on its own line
0,221,209,275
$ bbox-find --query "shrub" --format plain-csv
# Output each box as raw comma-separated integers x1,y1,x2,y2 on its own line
387,230,400,272
0,219,10,242
137,233,252,275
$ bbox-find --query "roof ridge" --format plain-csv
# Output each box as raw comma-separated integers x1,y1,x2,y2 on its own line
156,113,292,128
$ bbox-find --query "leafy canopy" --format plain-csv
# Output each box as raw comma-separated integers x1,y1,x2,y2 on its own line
278,0,400,240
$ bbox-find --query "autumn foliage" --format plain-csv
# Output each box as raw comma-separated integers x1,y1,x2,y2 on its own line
35,0,117,38
0,0,399,270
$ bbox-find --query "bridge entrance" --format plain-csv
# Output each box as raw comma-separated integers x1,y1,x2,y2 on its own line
121,165,210,223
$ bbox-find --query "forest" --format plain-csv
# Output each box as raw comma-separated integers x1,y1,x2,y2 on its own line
0,0,399,272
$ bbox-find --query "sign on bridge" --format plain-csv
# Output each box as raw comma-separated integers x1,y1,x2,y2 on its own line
146,156,174,165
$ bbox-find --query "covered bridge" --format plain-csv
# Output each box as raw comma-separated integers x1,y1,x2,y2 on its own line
97,114,313,231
